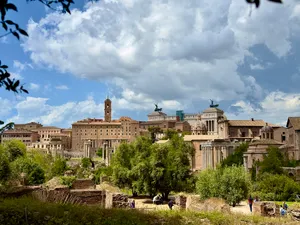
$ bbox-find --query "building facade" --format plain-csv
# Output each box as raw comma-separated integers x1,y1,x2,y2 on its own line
71,98,140,157
1,129,39,147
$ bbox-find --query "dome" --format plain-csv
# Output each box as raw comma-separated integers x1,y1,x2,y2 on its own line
261,123,273,132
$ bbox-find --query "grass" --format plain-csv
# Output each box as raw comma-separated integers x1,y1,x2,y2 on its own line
0,197,299,225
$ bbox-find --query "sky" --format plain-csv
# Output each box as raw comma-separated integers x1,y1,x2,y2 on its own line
1,0,300,128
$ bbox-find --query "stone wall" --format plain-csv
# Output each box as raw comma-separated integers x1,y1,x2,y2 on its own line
253,202,279,216
175,195,187,209
71,179,95,190
31,187,106,206
186,196,230,213
105,192,129,209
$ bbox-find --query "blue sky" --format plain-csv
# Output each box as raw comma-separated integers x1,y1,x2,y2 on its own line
1,0,300,128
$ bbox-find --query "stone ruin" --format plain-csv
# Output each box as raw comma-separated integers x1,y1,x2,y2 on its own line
2,178,130,209
253,202,279,217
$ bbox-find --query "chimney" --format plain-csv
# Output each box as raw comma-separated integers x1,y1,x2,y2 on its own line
251,118,254,121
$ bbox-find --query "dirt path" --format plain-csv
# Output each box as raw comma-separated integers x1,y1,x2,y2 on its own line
230,201,252,215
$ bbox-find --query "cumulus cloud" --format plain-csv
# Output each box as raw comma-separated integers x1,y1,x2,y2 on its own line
22,0,300,111
55,85,69,90
29,83,40,91
227,91,300,126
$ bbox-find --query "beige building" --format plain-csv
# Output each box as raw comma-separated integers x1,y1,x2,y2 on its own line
14,122,43,131
1,129,39,147
71,98,140,158
182,103,286,171
243,124,283,171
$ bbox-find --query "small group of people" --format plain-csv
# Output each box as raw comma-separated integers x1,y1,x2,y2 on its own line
153,194,174,210
248,195,289,216
280,202,288,216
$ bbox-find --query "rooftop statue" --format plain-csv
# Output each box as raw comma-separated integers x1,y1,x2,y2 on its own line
210,99,219,108
154,104,162,112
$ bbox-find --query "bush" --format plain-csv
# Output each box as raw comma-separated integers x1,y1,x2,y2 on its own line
11,157,45,185
254,173,300,201
196,166,251,205
96,148,103,157
51,157,68,177
60,176,76,188
81,157,91,169
0,150,10,184
94,166,113,184
3,139,26,162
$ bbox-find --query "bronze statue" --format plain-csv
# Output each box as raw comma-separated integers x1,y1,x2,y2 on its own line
210,99,219,108
154,104,162,112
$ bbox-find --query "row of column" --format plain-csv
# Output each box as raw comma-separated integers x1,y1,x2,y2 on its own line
206,120,215,133
201,145,226,169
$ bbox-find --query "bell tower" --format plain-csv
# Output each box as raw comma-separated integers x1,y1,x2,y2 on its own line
104,97,111,122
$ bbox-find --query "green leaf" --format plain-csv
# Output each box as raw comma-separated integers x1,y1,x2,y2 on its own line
12,31,19,40
2,22,7,30
5,3,18,12
5,20,14,25
17,28,28,36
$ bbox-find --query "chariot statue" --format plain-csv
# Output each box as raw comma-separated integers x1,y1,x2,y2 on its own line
154,104,162,112
210,99,219,108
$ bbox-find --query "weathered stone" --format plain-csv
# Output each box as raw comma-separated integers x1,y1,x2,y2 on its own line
71,179,95,190
186,196,230,213
174,195,187,209
253,202,279,217
105,192,129,209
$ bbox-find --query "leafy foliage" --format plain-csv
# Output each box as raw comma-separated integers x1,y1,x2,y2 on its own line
196,166,251,205
51,156,68,177
81,157,91,169
111,134,194,199
60,176,76,188
3,139,26,162
221,143,248,167
259,146,285,175
253,173,300,201
96,148,103,157
11,157,45,185
245,0,283,8
0,147,10,183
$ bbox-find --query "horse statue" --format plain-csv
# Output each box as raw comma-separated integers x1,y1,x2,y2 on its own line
210,99,219,108
154,104,163,112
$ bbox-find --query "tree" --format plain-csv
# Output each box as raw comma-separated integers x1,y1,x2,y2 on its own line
246,0,283,9
51,156,68,177
3,139,26,162
196,166,251,205
221,143,248,167
81,157,91,169
111,134,194,199
11,156,45,185
259,146,285,175
148,127,163,143
96,148,103,158
0,147,10,184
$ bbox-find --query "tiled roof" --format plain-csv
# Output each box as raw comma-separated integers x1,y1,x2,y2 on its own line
228,120,278,127
287,117,300,130
3,129,34,134
36,126,61,130
249,139,283,146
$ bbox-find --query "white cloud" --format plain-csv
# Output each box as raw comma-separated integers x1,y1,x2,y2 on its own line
55,85,69,90
250,64,264,70
22,0,300,109
7,96,105,127
227,91,300,126
29,83,40,91
0,98,13,118
9,72,23,80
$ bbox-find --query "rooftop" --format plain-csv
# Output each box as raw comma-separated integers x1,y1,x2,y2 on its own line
249,139,283,146
3,129,35,134
228,120,279,127
287,117,300,130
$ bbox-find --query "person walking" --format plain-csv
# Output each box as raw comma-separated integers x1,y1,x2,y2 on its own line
168,200,174,210
248,195,254,213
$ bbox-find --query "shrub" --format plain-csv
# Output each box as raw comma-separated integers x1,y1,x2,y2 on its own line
81,157,91,169
254,173,300,201
0,150,10,183
60,176,76,188
196,166,251,205
96,148,103,157
51,157,68,177
11,157,45,185
3,139,26,162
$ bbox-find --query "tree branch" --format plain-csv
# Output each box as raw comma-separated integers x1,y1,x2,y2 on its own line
0,31,12,39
